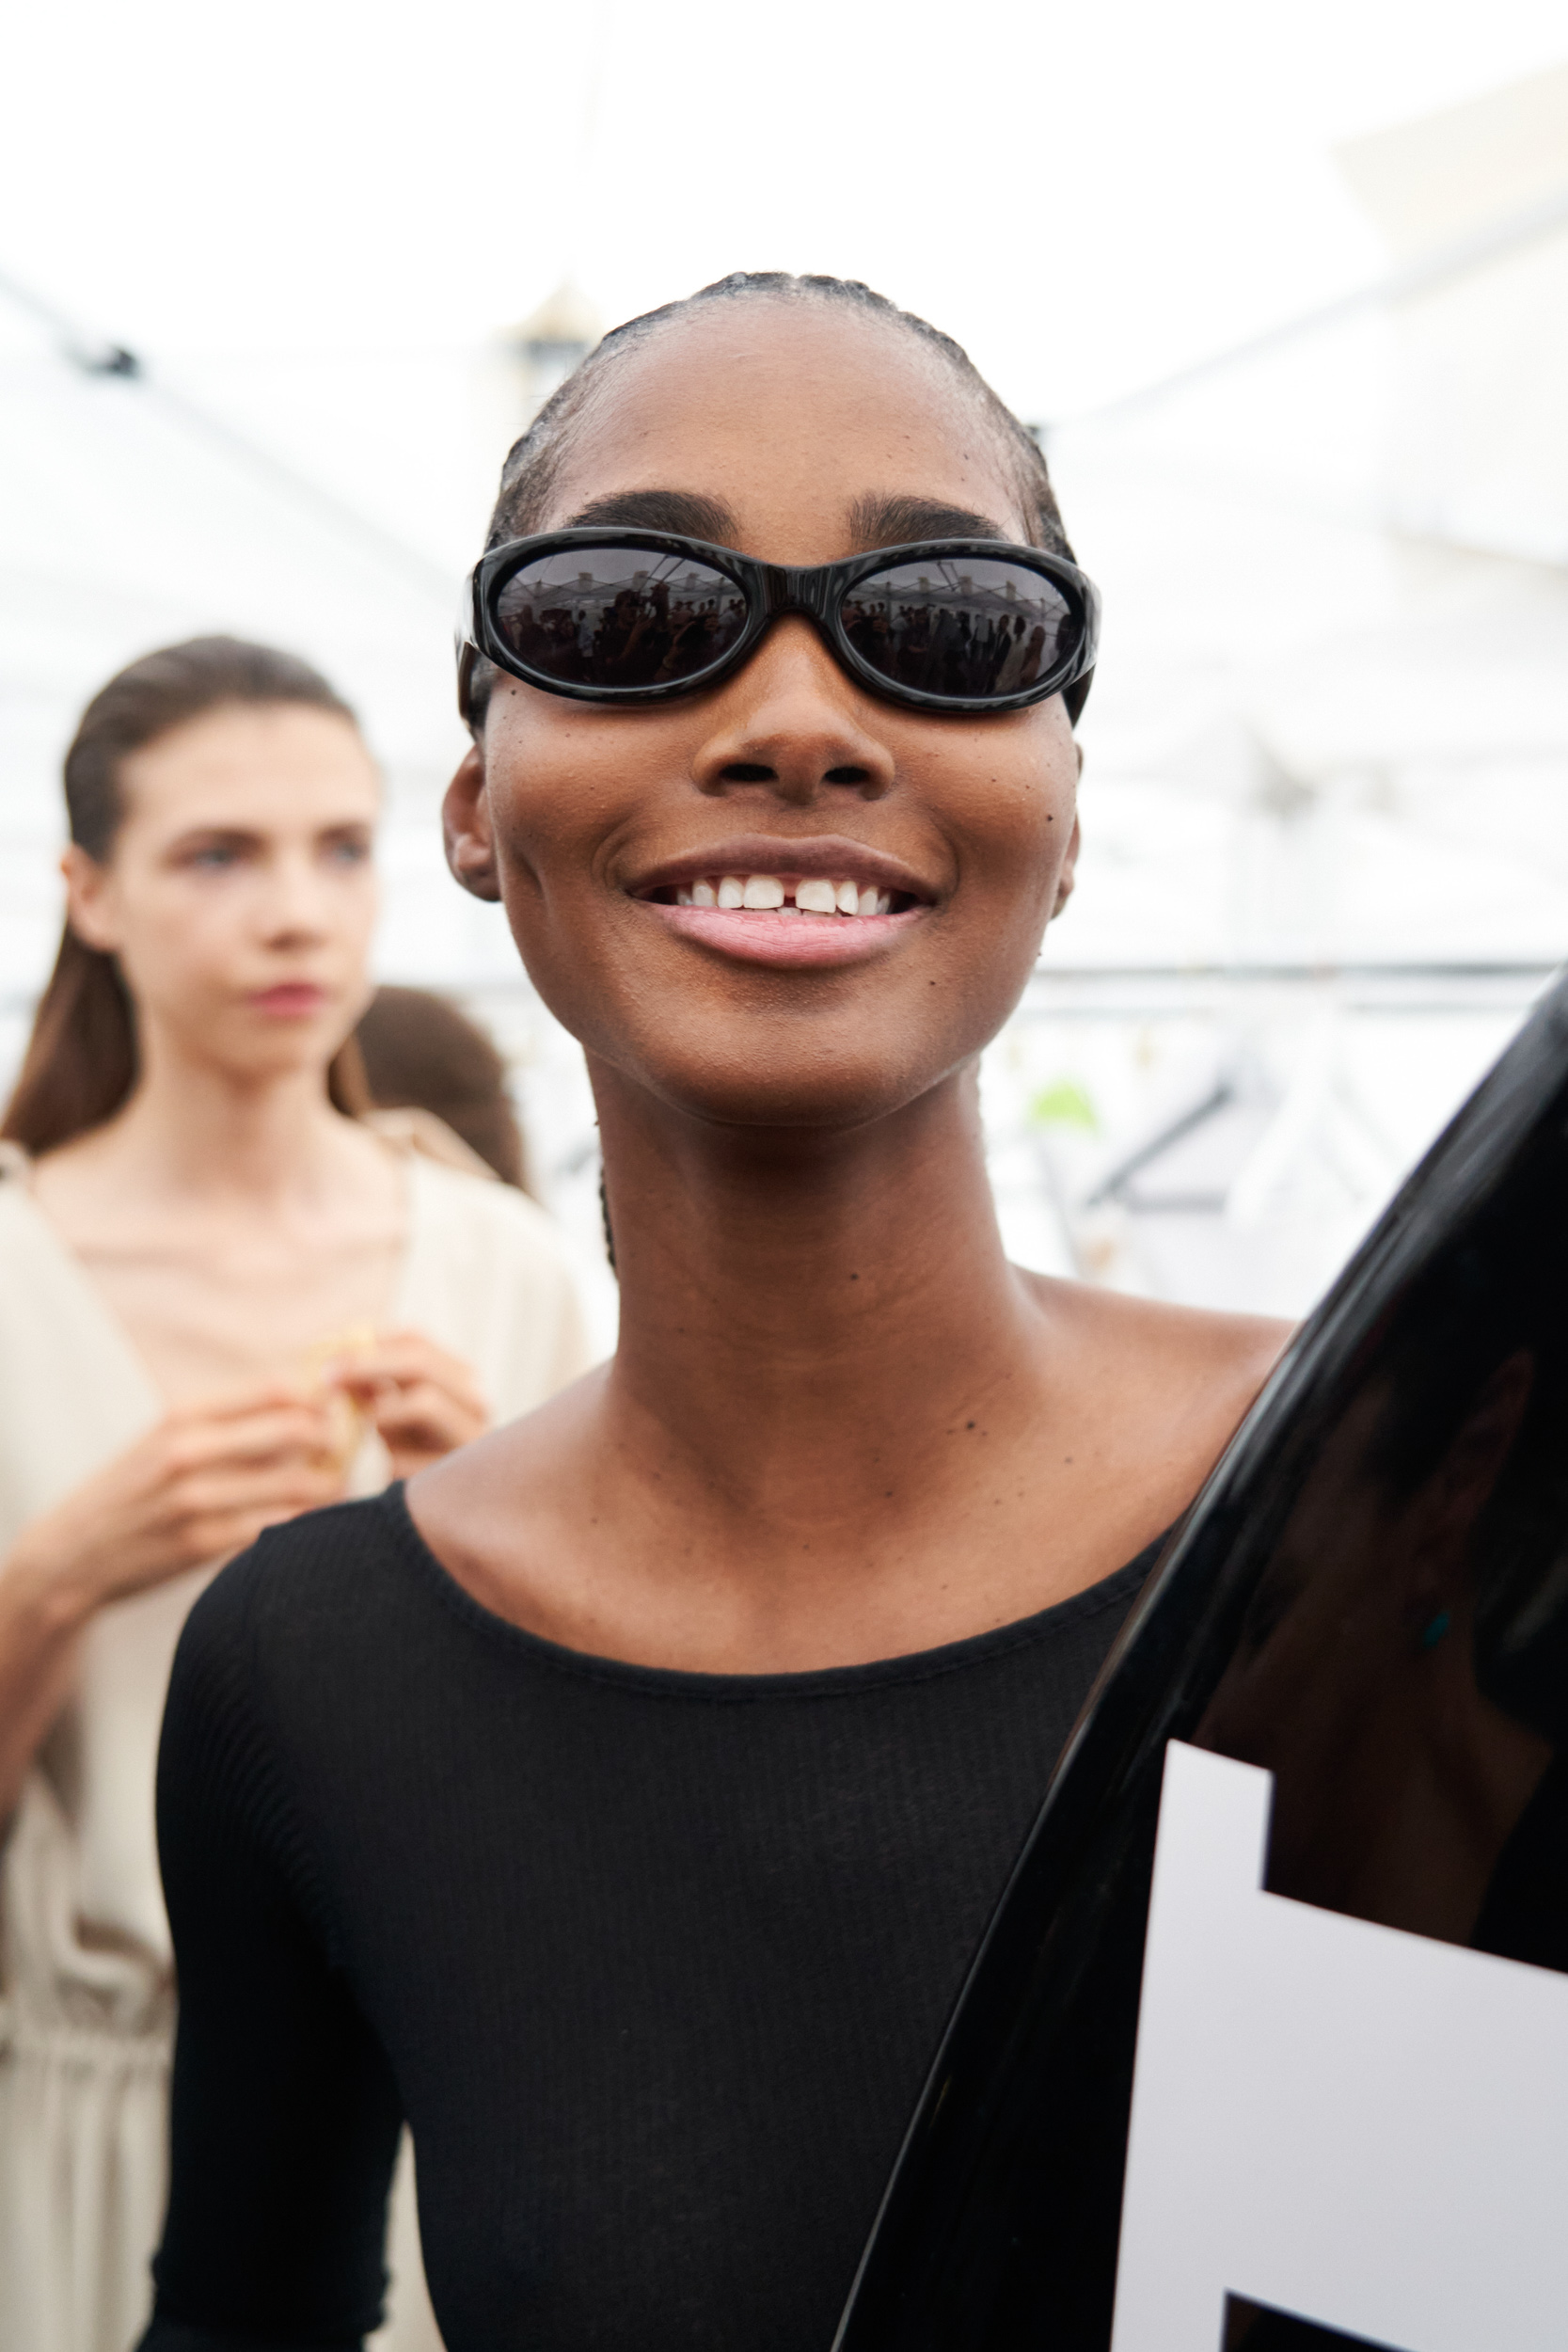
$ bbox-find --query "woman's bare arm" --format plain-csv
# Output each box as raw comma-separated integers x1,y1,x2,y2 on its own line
0,1387,344,1825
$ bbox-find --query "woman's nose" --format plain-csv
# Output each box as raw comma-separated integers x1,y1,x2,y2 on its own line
259,850,334,941
689,617,896,805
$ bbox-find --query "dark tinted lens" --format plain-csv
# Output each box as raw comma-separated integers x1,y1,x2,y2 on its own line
841,557,1077,701
492,546,749,691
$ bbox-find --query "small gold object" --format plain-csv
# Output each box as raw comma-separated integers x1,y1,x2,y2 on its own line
300,1324,378,1472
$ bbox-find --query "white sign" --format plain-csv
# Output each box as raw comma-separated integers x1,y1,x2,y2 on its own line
1110,1740,1568,2352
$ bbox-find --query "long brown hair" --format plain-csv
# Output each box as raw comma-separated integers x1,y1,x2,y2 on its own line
1,636,372,1156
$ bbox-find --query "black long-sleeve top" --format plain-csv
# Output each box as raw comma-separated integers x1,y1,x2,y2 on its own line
140,1486,1152,2351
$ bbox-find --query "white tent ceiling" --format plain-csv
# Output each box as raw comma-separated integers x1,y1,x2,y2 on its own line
2,63,1565,1319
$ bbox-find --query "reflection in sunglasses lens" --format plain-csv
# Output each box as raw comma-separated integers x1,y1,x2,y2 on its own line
494,548,748,689
841,558,1076,700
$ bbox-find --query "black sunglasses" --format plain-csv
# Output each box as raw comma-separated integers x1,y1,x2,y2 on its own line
457,529,1100,725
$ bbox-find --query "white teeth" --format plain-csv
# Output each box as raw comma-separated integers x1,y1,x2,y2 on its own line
681,872,904,917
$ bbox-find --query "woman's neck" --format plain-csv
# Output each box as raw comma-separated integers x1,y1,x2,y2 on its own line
61,1033,358,1217
596,1058,1047,1527
29,1022,407,1406
410,1061,1284,1673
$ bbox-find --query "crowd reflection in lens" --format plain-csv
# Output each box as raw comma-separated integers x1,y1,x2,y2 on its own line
497,556,748,690
494,551,1075,698
840,560,1071,699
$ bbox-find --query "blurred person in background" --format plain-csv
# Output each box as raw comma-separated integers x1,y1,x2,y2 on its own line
356,984,532,1191
0,637,591,2352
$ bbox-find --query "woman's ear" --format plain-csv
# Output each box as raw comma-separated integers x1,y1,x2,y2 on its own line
60,845,120,952
1050,809,1082,921
443,743,502,903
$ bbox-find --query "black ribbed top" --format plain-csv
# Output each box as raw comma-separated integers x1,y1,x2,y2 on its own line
141,1486,1154,2352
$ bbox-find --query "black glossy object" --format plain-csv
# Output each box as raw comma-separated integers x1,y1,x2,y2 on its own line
835,974,1568,2352
457,530,1100,723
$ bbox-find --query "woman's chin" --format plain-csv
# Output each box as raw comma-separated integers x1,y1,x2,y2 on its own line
594,1042,945,1139
195,1023,348,1089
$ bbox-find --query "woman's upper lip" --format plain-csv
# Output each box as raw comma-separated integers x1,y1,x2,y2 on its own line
628,834,936,903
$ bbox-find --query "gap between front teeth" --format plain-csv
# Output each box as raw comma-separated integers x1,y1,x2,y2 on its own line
676,875,893,916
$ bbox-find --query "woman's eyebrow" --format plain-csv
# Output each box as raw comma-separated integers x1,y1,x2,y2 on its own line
847,494,1011,548
166,824,262,851
563,488,737,541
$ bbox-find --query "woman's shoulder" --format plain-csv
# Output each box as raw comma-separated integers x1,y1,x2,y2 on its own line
171,1488,506,1836
180,1491,426,1693
0,1141,107,1319
1093,1281,1291,1381
1025,1267,1290,1378
0,1148,61,1346
1022,1267,1291,1472
398,1137,578,1268
160,1495,448,1937
397,1144,597,1393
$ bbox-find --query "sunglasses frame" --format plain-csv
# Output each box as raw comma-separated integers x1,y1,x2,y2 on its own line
457,529,1100,725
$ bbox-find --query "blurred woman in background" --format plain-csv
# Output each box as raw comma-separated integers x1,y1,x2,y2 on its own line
0,637,589,2352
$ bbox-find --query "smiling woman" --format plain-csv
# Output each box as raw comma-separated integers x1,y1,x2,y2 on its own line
139,279,1290,2352
0,640,591,2352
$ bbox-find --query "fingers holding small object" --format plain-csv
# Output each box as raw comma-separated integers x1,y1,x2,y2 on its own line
325,1331,488,1446
331,1330,484,1404
369,1374,483,1458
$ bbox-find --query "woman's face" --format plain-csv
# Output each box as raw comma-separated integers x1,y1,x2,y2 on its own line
447,302,1082,1132
67,700,380,1086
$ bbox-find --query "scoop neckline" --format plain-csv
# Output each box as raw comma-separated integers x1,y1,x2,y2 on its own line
380,1481,1164,1703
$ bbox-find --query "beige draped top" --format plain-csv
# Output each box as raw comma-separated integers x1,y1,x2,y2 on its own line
0,1138,593,2352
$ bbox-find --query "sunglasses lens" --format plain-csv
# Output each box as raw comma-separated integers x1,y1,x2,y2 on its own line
492,546,748,691
841,557,1079,702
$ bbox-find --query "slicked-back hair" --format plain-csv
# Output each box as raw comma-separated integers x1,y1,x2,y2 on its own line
470,273,1075,731
489,272,1071,556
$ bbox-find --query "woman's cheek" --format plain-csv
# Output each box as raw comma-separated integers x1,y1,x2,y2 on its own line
489,758,593,898
965,787,1071,929
337,869,381,954
112,885,213,1005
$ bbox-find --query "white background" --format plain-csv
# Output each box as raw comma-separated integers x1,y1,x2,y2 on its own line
3,1,1567,1328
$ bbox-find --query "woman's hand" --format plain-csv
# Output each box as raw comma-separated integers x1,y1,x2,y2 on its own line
5,1383,350,1625
326,1330,489,1480
0,1383,348,1823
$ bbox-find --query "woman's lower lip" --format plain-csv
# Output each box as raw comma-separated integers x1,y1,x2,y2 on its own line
641,902,925,967
251,985,327,1015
